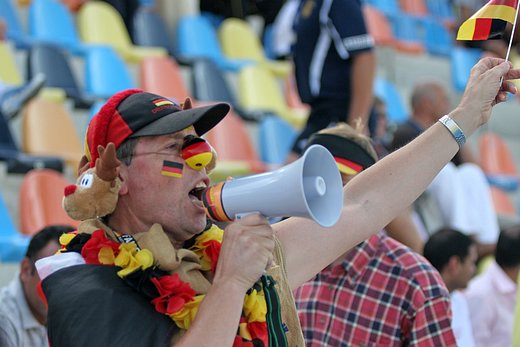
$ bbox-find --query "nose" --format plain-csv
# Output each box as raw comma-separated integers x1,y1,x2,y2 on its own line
182,137,213,171
64,184,77,197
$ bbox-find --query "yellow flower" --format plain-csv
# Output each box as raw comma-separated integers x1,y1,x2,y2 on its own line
191,225,223,271
243,289,267,322
98,246,116,264
170,295,204,329
115,244,154,277
59,232,76,247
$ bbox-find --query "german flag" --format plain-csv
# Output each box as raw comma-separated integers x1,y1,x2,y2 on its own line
457,0,518,40
161,160,183,178
153,98,174,107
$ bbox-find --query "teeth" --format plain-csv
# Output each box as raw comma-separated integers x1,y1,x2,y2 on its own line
194,182,207,189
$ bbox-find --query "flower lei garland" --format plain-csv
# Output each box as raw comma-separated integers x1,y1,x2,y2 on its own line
58,225,269,347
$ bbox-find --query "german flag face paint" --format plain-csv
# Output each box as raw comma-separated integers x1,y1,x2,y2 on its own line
161,160,183,178
181,135,213,171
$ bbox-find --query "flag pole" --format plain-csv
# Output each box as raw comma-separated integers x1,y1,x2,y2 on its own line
504,0,520,63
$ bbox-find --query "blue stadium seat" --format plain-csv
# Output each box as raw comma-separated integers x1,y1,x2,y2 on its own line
28,0,89,56
258,115,297,167
133,6,175,56
426,0,456,23
423,18,453,57
387,13,426,48
176,15,250,72
374,78,407,124
451,47,482,92
84,46,136,99
365,0,400,16
0,194,30,262
0,0,34,49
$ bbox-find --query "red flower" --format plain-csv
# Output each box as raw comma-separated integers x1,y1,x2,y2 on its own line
151,274,196,315
247,321,268,346
81,230,120,265
202,240,221,273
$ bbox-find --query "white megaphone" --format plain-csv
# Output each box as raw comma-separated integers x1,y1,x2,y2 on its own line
202,144,343,227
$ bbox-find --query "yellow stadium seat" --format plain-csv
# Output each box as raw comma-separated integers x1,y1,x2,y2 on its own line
0,41,23,86
21,98,83,170
237,65,307,129
218,18,292,77
77,1,167,64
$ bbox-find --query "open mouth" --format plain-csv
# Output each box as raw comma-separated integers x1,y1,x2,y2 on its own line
189,182,207,202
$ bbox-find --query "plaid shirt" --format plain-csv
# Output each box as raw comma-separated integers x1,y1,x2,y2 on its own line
294,233,456,346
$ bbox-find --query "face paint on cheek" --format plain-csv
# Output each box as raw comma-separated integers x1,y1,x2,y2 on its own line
161,160,183,178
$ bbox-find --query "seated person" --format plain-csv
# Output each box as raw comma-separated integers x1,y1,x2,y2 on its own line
0,225,74,347
294,123,453,346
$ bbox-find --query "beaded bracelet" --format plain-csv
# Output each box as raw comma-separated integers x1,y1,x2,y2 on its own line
438,115,466,148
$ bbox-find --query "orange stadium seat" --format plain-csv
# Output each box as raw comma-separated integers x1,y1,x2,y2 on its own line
479,132,519,192
21,98,83,170
19,169,79,236
489,186,518,218
139,56,191,104
204,107,266,182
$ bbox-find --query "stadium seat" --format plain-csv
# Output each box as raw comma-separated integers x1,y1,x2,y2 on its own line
28,0,89,56
362,5,424,54
133,6,175,57
218,18,292,77
176,15,250,72
19,169,79,236
28,43,95,108
479,132,519,192
451,47,482,92
191,58,260,121
374,78,407,124
0,194,29,262
399,0,428,16
489,186,518,219
21,98,83,170
388,13,427,50
204,107,266,182
77,1,167,63
423,18,453,57
0,103,64,174
0,41,23,86
237,65,308,129
84,46,136,99
365,0,400,16
425,0,456,28
258,116,297,168
139,56,190,103
0,0,34,49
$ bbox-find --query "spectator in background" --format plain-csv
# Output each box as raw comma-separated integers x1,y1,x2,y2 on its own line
294,123,454,346
423,227,478,347
390,81,499,258
464,224,520,347
288,0,376,161
0,225,74,347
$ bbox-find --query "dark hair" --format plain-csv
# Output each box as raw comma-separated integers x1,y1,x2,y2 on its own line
25,225,74,261
116,137,139,166
423,227,475,272
495,224,520,268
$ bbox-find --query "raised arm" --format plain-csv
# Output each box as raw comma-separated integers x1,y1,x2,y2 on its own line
275,58,520,289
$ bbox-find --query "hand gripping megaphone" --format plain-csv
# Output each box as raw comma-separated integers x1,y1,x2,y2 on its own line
202,144,344,227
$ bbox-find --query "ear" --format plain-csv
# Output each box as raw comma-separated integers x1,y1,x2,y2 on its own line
116,164,129,196
20,257,34,282
446,255,461,274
